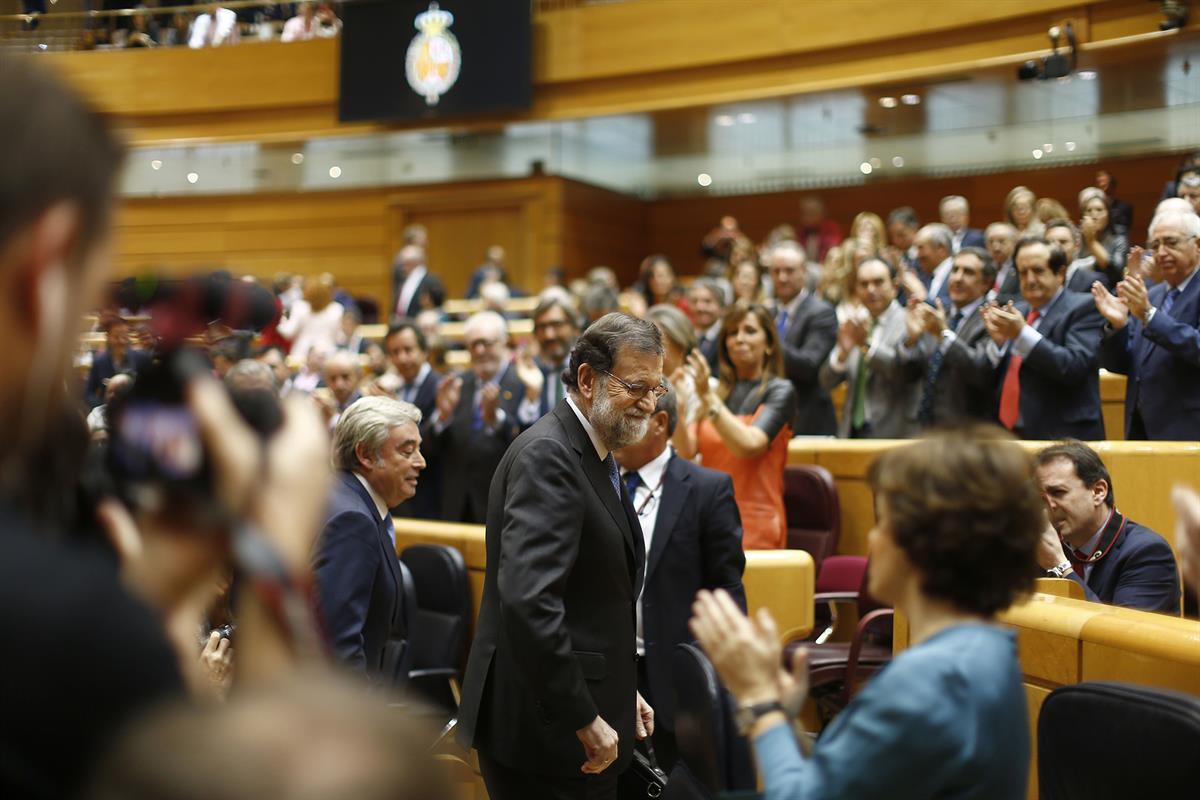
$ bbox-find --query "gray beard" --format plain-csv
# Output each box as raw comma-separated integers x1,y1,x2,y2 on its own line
590,386,649,451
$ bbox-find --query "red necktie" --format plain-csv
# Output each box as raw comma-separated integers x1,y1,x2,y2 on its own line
998,308,1040,430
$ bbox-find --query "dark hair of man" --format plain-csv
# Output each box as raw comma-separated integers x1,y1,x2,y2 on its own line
0,54,125,266
955,246,997,285
867,425,1045,616
1036,440,1115,509
1013,235,1068,275
562,312,663,391
859,255,897,280
533,293,582,330
887,206,920,229
655,381,678,437
385,319,427,353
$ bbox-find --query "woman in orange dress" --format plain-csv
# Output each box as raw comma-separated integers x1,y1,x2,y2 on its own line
678,303,797,550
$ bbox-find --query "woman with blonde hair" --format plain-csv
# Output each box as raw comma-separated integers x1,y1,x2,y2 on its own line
678,302,797,549
1005,186,1044,236
276,272,345,361
849,211,887,250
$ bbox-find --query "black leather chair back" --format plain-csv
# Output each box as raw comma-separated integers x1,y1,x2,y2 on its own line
669,644,756,796
1039,681,1200,800
381,559,419,688
399,543,470,672
783,464,840,572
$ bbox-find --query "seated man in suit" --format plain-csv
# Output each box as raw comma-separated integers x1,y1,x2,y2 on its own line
513,289,583,428
426,310,523,523
1035,441,1179,614
984,237,1105,440
904,246,997,427
769,241,838,435
939,194,985,252
315,396,426,681
391,244,445,321
614,382,746,771
1095,208,1200,440
820,258,928,438
987,222,1020,304
1044,218,1110,292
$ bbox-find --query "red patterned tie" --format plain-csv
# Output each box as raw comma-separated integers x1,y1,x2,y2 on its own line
998,308,1040,430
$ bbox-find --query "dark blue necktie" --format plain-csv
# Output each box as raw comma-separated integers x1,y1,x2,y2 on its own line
624,471,642,499
1162,288,1181,317
776,309,789,340
605,453,621,501
383,514,395,549
917,310,964,425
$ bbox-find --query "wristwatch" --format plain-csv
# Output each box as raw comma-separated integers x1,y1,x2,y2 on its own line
1047,561,1074,578
735,699,784,735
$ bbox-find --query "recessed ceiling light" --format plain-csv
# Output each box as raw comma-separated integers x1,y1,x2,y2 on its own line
859,162,873,175
1065,141,1077,151
328,166,342,179
1043,143,1054,153
186,172,199,184
901,94,921,106
150,159,162,171
879,96,898,109
892,156,905,167
1032,149,1044,160
697,173,713,187
291,153,305,165
869,157,881,169
737,112,756,124
715,115,734,127
1078,69,1098,80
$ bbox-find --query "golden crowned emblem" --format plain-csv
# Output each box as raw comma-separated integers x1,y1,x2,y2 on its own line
405,2,462,106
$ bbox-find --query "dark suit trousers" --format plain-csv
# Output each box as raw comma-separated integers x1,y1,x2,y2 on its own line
635,655,678,774
478,751,618,800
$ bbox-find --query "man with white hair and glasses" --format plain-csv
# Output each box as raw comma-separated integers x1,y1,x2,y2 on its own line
1095,210,1200,439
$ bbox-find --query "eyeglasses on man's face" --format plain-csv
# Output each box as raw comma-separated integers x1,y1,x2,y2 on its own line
1147,235,1196,252
598,369,668,401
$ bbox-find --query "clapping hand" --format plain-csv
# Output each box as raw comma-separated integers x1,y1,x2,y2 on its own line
435,374,463,421
514,345,544,402
1172,486,1200,592
897,266,927,303
982,302,1023,342
480,382,501,426
1092,282,1130,329
903,297,926,346
690,589,786,706
836,317,869,358
1116,273,1150,322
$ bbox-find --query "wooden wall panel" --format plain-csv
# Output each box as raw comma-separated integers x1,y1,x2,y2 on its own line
647,152,1184,273
559,179,649,286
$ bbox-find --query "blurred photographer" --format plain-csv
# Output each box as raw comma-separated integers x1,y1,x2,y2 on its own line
0,54,330,799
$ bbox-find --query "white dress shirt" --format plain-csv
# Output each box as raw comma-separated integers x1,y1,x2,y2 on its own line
352,472,392,546
625,445,673,656
396,265,428,317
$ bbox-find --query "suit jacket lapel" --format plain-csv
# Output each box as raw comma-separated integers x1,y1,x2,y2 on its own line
341,473,401,624
646,454,687,581
551,403,637,563
1138,283,1169,365
785,292,811,340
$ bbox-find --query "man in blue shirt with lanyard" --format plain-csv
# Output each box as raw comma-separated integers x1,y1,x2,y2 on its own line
1034,441,1179,614
614,382,746,771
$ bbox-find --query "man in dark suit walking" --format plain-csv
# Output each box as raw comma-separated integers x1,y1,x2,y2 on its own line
391,244,445,320
904,247,997,427
314,396,426,681
614,382,745,771
1095,209,1200,440
424,311,524,523
983,238,1105,440
1035,441,1179,613
458,313,663,800
768,241,838,435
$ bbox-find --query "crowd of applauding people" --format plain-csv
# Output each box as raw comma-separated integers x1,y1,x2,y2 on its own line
6,49,1200,800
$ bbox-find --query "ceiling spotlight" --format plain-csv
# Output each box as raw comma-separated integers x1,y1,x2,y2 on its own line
900,94,921,106
150,159,162,171
186,172,199,184
1043,143,1054,153
1032,149,1044,160
1065,141,1077,151
715,115,734,127
328,166,342,179
869,157,881,168
892,156,905,167
879,96,898,109
737,112,756,124
859,162,873,175
1077,69,1098,80
291,152,305,165
697,173,713,187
